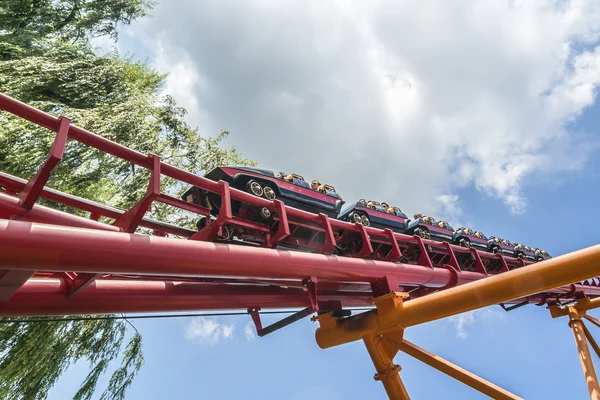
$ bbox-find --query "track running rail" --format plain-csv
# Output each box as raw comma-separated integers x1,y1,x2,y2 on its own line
2,92,600,399
0,91,599,314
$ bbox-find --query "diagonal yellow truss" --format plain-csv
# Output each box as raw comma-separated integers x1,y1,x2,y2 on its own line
313,244,600,399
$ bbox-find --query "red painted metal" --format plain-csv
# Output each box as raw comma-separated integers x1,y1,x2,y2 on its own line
0,219,599,304
1,90,600,320
354,223,374,258
384,229,403,262
0,192,121,232
0,270,37,303
0,278,371,316
67,273,102,297
19,117,69,209
114,154,162,232
0,172,193,237
0,219,454,286
270,199,290,247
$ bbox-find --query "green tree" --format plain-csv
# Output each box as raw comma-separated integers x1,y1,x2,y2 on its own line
0,1,256,399
0,41,255,223
0,0,154,48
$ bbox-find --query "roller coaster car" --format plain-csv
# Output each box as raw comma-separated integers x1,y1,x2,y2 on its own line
181,166,345,220
337,200,409,231
535,248,552,261
510,243,529,260
453,227,489,250
521,245,537,262
406,214,454,241
487,236,520,258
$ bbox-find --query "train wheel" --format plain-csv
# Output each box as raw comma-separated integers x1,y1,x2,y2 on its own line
517,252,525,259
247,180,263,197
350,212,362,224
361,214,371,227
263,186,276,200
460,238,471,248
416,228,429,239
217,224,233,240
492,246,501,254
260,207,272,219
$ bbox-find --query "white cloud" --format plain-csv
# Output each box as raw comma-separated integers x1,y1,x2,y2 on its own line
127,0,600,218
435,194,463,227
448,307,505,339
184,317,235,345
244,322,256,341
449,311,477,340
151,39,213,131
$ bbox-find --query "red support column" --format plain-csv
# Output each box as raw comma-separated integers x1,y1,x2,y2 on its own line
19,117,70,209
114,155,161,232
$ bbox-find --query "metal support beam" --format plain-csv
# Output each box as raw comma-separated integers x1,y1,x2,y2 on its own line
66,273,102,297
0,269,36,302
0,278,371,316
580,318,600,360
19,117,69,209
315,244,600,349
363,333,410,400
249,306,316,337
551,297,600,318
568,307,600,400
397,339,522,400
114,154,161,232
585,315,600,331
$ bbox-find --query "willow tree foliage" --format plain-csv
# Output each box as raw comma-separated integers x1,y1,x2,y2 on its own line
0,0,154,47
0,318,144,400
0,41,255,222
0,1,255,399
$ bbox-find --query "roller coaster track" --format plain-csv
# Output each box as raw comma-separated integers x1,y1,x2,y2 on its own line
2,92,600,399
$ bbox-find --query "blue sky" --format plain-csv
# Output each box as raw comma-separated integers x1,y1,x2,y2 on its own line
45,1,600,399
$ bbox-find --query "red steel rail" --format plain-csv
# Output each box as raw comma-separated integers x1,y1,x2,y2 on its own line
0,91,599,319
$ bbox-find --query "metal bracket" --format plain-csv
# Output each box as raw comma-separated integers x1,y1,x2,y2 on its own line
442,242,460,271
496,254,510,273
318,214,336,254
371,275,400,298
190,180,233,241
67,273,102,297
270,199,290,248
248,277,319,337
353,223,374,258
383,229,403,262
499,300,529,312
304,276,319,311
114,154,161,232
469,248,488,275
414,236,434,269
19,117,70,209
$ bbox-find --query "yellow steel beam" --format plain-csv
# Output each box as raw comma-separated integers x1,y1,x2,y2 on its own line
580,319,600,361
397,338,523,400
550,297,600,319
568,307,600,400
316,244,600,349
585,315,600,331
363,333,410,400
